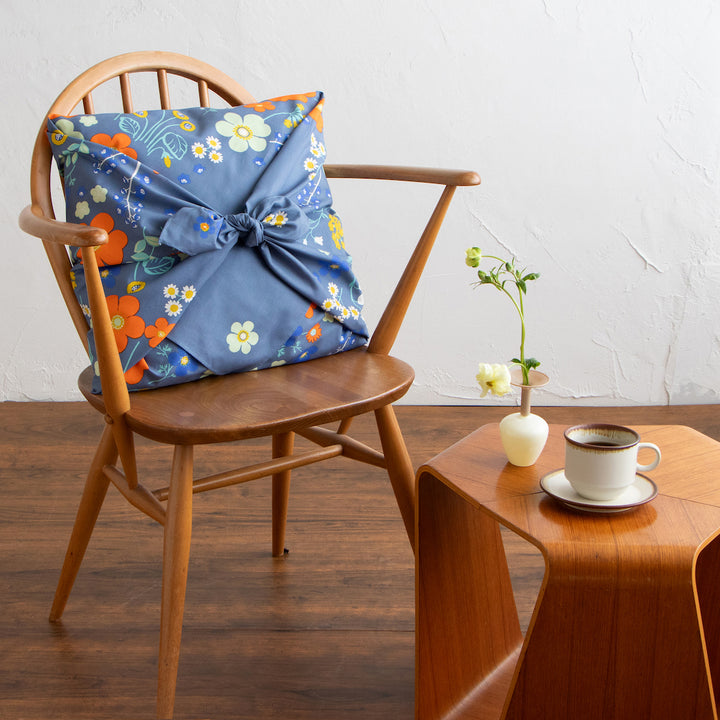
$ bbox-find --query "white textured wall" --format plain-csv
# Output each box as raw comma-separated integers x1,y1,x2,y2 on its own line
3,0,719,405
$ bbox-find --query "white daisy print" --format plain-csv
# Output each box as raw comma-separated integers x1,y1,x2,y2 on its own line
191,142,206,158
163,284,180,299
165,300,183,317
181,285,197,302
209,150,223,164
205,136,222,150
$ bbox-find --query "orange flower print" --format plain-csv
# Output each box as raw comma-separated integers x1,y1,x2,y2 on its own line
306,323,322,343
125,357,149,385
250,100,277,112
144,317,175,348
308,99,324,132
106,294,146,352
77,213,128,267
90,132,138,159
305,303,316,319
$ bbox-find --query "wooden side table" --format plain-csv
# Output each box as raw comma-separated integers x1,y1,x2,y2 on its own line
416,424,720,720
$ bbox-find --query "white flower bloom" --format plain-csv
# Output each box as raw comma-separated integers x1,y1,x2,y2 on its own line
90,185,108,203
215,112,271,153
165,300,183,317
226,320,259,354
75,201,90,219
475,363,512,398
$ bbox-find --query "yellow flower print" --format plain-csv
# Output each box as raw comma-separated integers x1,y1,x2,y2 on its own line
127,280,146,293
50,118,84,146
133,111,148,118
172,111,190,120
180,121,196,132
328,215,345,250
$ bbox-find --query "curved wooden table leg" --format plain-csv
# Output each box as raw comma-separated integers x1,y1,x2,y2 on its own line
506,499,718,719
416,471,523,719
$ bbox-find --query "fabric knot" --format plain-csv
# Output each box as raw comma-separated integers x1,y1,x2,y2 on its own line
225,212,265,248
159,196,311,257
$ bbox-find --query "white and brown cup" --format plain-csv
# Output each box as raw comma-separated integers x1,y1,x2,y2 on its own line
563,424,661,501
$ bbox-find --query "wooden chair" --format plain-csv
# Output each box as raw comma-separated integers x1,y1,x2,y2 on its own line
18,51,480,719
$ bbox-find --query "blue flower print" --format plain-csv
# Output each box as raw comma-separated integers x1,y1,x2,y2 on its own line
99,265,120,289
168,350,199,376
178,173,191,185
194,214,220,238
318,256,350,279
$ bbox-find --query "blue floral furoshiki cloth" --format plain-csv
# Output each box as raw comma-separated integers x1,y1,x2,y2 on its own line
47,92,368,392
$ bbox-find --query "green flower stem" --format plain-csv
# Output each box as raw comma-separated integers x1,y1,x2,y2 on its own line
499,283,529,385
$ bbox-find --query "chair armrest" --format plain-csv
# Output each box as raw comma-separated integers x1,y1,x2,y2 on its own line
19,204,109,247
324,164,481,186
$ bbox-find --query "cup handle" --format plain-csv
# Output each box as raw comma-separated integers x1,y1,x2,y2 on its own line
637,442,661,472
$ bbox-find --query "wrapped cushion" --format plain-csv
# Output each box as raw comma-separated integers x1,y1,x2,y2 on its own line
48,92,368,391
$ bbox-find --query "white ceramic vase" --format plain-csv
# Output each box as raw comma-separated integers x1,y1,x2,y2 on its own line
499,369,549,467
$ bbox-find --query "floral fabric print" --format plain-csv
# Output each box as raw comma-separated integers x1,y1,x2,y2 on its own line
48,92,368,391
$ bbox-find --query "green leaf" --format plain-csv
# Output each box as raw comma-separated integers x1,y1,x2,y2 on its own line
118,115,141,136
525,358,541,369
134,239,147,254
163,132,188,159
517,279,527,294
522,272,540,282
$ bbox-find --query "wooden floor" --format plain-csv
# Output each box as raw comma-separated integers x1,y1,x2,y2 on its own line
0,402,717,720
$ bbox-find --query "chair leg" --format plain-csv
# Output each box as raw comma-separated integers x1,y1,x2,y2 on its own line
374,404,416,552
49,424,117,622
272,432,294,557
157,445,193,720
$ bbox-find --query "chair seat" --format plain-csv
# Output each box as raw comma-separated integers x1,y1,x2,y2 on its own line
79,347,414,445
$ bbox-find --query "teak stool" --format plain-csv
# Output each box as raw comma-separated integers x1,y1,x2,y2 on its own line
416,424,720,720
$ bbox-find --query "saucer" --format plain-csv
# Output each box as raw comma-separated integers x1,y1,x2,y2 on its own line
539,469,657,513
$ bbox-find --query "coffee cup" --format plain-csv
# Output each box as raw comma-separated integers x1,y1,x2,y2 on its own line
563,424,661,501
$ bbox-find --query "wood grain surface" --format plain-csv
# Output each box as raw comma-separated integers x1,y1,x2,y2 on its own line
0,402,717,719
